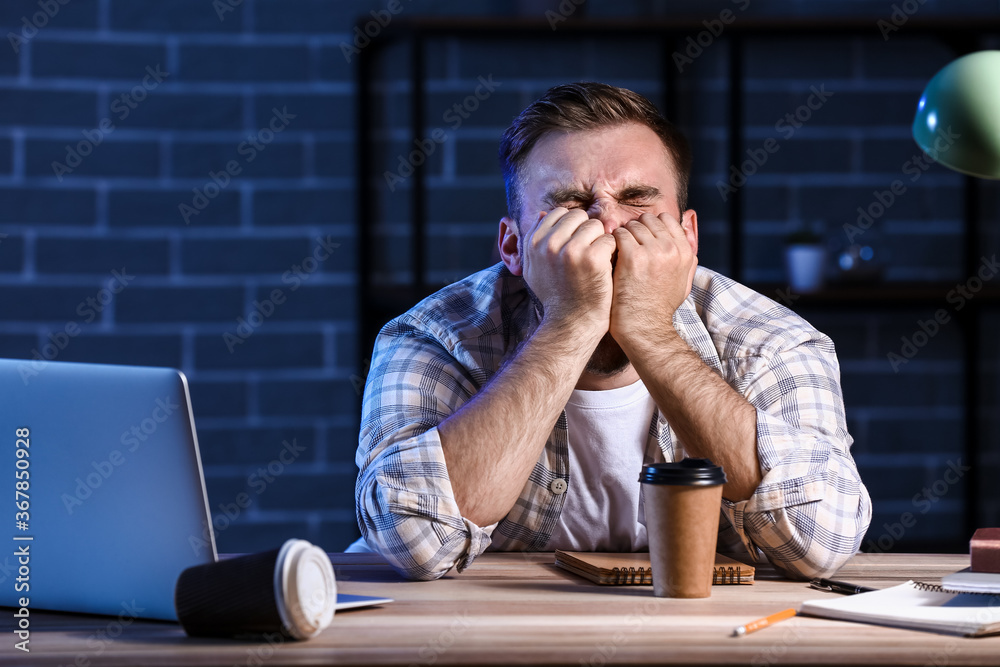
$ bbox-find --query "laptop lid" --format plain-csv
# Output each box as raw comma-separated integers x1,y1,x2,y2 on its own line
0,359,217,621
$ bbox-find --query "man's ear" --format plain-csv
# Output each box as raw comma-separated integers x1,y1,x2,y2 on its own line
498,216,522,275
682,209,699,257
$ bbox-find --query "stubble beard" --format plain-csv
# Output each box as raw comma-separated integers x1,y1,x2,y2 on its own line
585,331,631,377
523,282,631,379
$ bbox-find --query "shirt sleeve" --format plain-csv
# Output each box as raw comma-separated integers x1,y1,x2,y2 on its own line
355,315,496,581
719,332,873,580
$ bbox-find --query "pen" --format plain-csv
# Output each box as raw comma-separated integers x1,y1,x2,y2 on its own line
732,608,797,637
809,578,876,595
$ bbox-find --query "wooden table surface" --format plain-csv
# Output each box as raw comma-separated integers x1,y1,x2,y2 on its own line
16,552,1000,666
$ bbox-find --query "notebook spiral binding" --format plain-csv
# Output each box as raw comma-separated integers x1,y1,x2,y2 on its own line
713,566,743,585
913,581,999,596
607,565,744,585
610,566,651,585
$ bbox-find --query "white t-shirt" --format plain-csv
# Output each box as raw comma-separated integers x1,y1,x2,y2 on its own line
545,379,659,552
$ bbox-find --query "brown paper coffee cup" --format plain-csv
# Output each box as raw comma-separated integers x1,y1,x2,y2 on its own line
639,459,726,598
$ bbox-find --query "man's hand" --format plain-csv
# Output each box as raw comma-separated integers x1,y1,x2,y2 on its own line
523,207,617,337
609,212,698,350
440,209,618,527
607,212,761,501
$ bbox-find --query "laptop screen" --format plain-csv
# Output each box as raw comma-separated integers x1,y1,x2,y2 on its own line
0,359,217,620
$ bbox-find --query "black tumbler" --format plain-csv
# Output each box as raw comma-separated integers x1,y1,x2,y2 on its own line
174,538,336,640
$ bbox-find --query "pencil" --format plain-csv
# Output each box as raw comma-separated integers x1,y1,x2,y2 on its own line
732,608,797,637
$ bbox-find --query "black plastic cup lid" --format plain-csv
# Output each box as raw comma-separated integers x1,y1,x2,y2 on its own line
638,458,727,486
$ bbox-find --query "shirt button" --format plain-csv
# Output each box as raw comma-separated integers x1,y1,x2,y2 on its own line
549,478,568,495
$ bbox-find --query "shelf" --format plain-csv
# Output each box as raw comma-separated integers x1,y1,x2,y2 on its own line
746,283,1000,308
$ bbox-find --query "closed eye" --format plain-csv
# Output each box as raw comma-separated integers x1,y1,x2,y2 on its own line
544,188,594,210
616,185,660,207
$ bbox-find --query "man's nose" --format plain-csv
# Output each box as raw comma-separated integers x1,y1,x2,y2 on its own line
587,202,631,234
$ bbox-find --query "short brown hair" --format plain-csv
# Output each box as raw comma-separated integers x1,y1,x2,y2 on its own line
498,82,692,222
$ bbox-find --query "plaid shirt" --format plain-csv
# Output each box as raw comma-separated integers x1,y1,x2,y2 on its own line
356,263,872,581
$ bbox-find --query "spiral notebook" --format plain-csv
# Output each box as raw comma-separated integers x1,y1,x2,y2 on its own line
941,567,1000,595
554,550,754,585
799,580,1000,637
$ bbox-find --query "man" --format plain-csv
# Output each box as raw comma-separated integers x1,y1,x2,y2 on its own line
353,82,871,581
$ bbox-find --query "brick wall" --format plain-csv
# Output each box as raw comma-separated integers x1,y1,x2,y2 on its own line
0,0,362,553
1,0,998,554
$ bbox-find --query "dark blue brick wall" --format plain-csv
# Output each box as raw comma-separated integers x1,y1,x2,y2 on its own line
32,41,168,79
7,286,113,322
0,187,96,224
258,379,356,416
253,95,353,132
253,189,353,226
258,472,357,511
26,139,162,179
0,138,12,174
0,52,15,77
116,94,246,131
115,287,246,323
181,238,317,274
1,0,998,556
250,285,355,321
109,190,241,227
53,334,185,368
314,141,354,177
189,380,249,418
172,142,305,179
198,427,318,466
195,333,325,370
109,0,245,32
0,1,98,30
35,238,171,274
0,90,97,125
181,45,312,82
0,234,24,272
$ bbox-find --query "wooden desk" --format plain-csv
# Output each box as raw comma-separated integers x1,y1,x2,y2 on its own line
21,552,1000,666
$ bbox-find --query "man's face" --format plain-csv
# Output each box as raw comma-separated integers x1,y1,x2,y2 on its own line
502,123,696,378
518,123,683,234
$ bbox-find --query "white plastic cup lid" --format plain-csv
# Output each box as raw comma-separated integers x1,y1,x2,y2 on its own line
273,539,337,639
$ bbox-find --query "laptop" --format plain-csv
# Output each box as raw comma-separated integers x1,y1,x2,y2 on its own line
0,359,217,621
0,359,391,622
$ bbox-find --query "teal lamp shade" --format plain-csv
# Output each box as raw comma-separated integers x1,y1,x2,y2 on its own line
913,50,1000,179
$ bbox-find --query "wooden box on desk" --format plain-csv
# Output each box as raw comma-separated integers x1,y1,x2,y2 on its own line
971,528,1000,573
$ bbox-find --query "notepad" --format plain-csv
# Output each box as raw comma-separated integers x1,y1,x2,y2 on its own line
941,568,1000,595
799,581,1000,637
554,550,754,585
